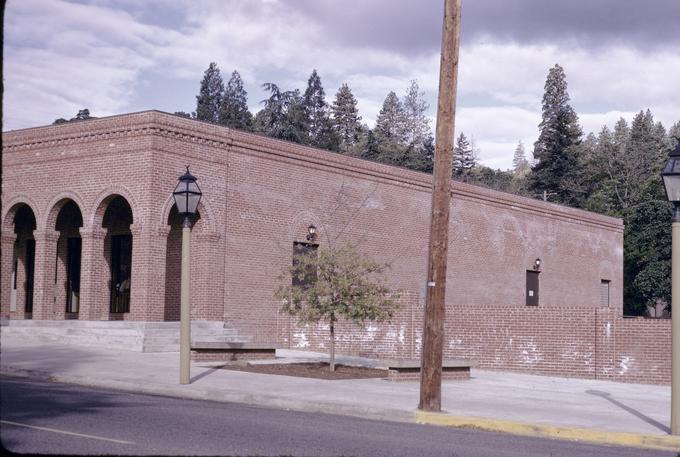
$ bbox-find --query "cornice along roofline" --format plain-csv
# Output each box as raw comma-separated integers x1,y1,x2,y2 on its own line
2,110,623,232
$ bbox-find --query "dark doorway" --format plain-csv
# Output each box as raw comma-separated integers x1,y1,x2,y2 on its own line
66,238,82,313
527,271,539,306
54,200,84,317
12,204,37,317
526,270,539,306
25,239,35,314
110,234,132,313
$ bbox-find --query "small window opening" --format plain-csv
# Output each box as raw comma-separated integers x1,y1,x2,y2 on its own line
600,280,610,307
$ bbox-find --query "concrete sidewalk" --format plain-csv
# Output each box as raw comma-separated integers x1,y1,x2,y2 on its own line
1,334,678,452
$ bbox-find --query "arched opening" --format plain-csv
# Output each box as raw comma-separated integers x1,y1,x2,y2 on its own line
102,196,134,315
10,204,37,318
164,206,201,321
54,200,84,317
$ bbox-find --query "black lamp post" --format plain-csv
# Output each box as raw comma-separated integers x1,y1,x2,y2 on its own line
172,166,202,385
661,141,680,434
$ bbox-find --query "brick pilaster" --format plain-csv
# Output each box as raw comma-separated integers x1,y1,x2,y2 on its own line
78,226,107,320
1,232,17,321
32,229,59,320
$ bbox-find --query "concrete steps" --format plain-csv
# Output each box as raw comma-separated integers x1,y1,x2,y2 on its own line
3,320,252,352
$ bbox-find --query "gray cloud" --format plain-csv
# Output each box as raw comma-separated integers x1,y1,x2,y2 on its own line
285,0,680,54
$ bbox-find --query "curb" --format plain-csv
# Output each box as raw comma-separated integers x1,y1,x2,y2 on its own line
415,411,680,452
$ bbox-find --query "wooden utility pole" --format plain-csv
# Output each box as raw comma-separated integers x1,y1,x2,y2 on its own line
419,0,462,412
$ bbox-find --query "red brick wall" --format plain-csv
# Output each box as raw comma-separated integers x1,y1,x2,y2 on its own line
4,111,665,384
286,299,671,385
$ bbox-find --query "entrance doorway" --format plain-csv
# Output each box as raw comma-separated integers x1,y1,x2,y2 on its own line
54,200,83,317
110,234,132,313
25,239,35,314
66,237,81,313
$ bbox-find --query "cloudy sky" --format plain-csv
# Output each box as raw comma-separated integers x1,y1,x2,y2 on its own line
4,0,679,169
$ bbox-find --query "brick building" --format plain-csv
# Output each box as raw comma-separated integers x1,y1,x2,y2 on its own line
1,111,670,384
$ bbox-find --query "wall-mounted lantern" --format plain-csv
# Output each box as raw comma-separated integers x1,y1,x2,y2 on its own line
533,258,541,271
306,224,317,242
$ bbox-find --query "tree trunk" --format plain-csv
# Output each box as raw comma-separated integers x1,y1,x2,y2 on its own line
329,317,336,372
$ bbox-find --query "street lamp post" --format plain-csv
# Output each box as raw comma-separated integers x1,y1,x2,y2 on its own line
661,142,680,434
172,166,202,385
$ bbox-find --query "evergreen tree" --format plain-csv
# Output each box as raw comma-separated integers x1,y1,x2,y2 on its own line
512,141,529,174
195,62,224,124
669,121,680,146
374,91,406,142
173,111,192,119
402,80,431,147
256,83,308,144
331,83,362,153
368,91,409,167
52,109,94,125
219,70,253,131
453,132,476,180
303,70,338,150
528,64,583,205
401,80,434,172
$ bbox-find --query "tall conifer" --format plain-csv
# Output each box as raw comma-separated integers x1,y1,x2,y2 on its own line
219,70,253,130
195,62,224,124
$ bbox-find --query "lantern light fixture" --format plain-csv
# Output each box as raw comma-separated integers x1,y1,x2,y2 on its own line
306,224,317,242
173,166,202,227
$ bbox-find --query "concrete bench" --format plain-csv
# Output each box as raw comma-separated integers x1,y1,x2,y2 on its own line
380,359,472,381
190,342,280,362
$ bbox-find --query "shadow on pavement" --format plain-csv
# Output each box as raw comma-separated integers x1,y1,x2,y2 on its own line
190,364,227,383
586,389,670,434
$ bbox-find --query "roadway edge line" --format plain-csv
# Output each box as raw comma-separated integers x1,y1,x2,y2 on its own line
0,420,135,445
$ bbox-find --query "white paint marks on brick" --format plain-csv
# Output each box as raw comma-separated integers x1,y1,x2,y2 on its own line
448,338,463,349
606,322,611,338
619,356,634,375
398,325,405,344
292,331,309,348
365,196,385,210
519,340,543,365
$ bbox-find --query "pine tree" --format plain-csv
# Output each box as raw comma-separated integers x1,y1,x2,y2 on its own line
374,91,406,142
453,132,475,180
331,83,362,153
669,121,680,146
195,62,224,124
303,70,326,142
219,70,253,131
528,64,583,205
402,80,431,147
367,91,409,167
401,80,434,172
512,141,529,174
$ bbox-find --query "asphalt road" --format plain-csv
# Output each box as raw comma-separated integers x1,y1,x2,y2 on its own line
0,376,676,457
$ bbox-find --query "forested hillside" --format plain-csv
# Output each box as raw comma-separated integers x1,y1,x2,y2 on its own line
185,62,679,317
59,62,678,316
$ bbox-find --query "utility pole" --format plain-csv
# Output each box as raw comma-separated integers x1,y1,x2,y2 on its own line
419,0,462,412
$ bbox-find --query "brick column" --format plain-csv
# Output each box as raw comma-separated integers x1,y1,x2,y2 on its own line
128,224,169,322
78,226,107,320
1,232,17,322
32,229,59,320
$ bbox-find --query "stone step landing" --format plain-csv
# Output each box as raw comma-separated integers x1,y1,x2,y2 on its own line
3,320,251,352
